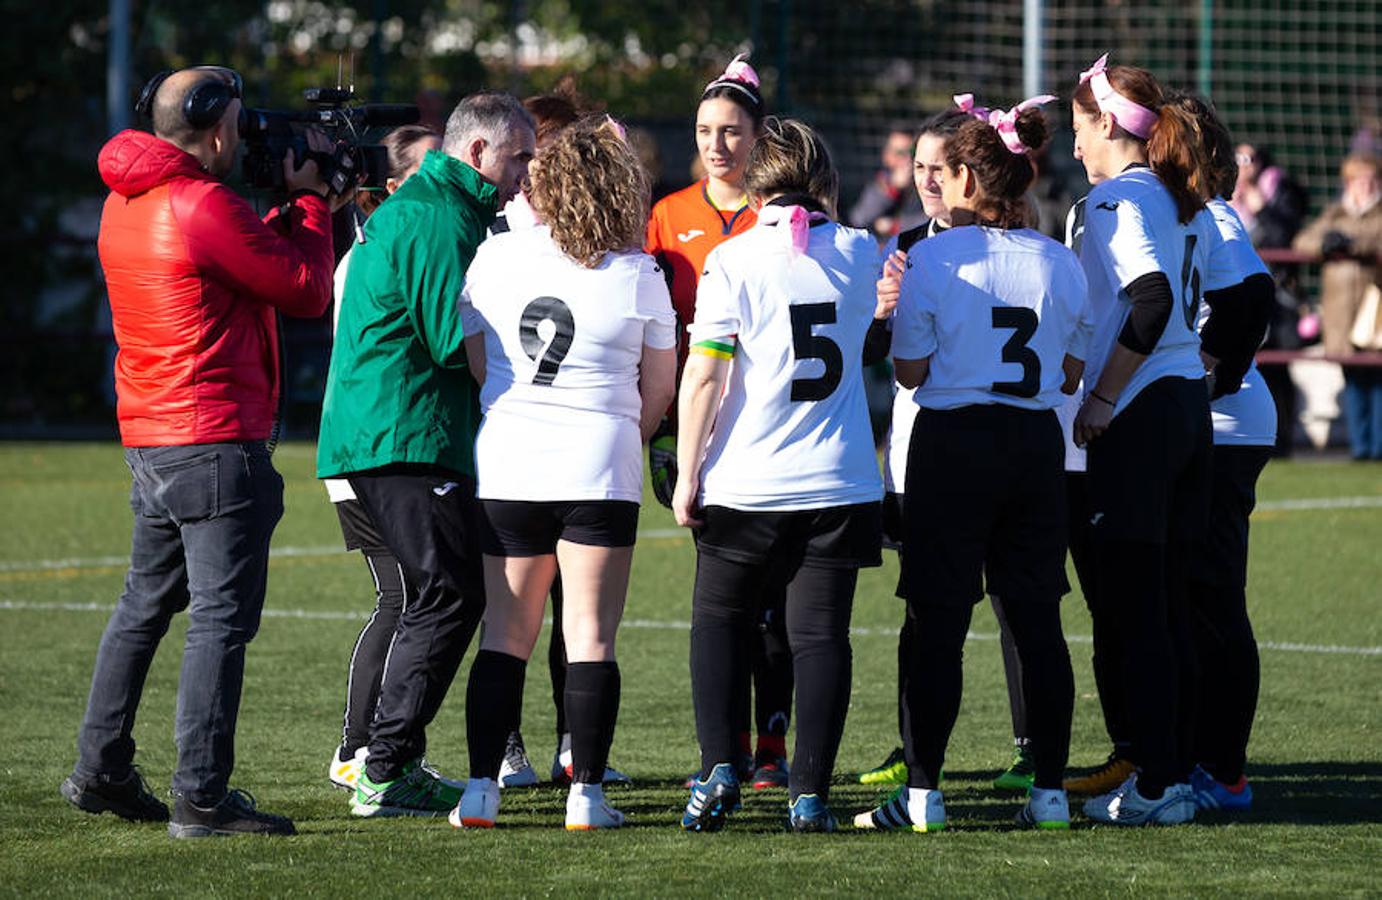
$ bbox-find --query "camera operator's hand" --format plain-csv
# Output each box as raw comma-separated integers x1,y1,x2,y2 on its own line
283,128,332,200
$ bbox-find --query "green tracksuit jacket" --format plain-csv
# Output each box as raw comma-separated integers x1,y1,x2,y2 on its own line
316,150,498,479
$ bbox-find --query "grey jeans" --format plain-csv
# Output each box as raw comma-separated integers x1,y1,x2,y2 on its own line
74,441,283,805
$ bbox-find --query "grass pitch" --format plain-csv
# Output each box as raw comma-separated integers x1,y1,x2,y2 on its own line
0,442,1378,897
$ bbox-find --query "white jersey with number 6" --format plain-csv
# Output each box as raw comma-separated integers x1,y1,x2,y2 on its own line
892,226,1092,411
1200,197,1277,446
1080,168,1214,417
461,225,677,503
688,218,883,512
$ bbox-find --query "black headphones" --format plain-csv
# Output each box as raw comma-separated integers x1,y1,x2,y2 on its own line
135,66,243,130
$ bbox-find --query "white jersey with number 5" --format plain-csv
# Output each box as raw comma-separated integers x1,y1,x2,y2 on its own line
892,226,1092,411
461,225,677,503
1080,168,1214,417
1201,198,1277,446
689,218,883,511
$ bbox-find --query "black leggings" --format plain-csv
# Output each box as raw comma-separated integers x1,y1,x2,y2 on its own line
691,552,856,801
1098,538,1199,795
340,549,410,755
1068,472,1133,756
903,596,1073,791
750,590,794,744
1190,445,1271,784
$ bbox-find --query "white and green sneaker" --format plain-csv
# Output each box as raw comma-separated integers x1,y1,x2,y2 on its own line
351,760,463,817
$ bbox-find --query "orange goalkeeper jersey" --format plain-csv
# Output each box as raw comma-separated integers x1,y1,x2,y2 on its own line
645,180,757,340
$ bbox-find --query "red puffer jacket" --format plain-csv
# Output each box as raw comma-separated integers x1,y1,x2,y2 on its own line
97,129,334,446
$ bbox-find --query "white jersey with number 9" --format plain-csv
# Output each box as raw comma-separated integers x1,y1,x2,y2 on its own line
688,218,883,512
461,225,676,503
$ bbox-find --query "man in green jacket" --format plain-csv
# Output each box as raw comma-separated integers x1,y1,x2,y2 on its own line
317,91,535,817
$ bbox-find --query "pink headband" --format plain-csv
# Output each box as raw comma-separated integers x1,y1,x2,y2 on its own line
954,92,1057,155
1079,53,1158,140
703,53,762,106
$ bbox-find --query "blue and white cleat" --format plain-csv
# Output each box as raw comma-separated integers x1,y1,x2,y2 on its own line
853,785,946,832
1015,786,1071,830
1190,765,1253,812
787,793,836,833
680,763,741,833
1083,775,1194,826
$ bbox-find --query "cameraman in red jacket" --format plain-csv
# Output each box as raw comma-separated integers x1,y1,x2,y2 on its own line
60,66,337,838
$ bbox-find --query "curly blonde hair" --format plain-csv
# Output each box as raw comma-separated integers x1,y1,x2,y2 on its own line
528,117,650,268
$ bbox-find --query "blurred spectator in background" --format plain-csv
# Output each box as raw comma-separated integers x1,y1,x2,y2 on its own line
1231,144,1307,249
1293,154,1382,459
849,126,925,240
1233,144,1310,350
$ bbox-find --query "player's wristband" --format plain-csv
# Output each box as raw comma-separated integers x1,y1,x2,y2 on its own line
1089,391,1116,407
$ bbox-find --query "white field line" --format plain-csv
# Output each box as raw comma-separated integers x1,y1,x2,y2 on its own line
0,495,1377,576
0,600,1377,658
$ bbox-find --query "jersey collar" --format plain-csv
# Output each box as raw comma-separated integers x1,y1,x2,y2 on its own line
700,179,752,235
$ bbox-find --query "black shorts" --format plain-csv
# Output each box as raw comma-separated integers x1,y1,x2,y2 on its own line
480,499,640,556
1191,444,1271,588
1085,375,1212,545
899,404,1069,607
335,497,388,554
695,502,883,571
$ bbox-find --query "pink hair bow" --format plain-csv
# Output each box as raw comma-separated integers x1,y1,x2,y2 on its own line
706,52,760,92
1079,52,1110,86
722,53,759,88
1077,52,1157,139
987,94,1056,155
953,93,990,120
757,203,828,257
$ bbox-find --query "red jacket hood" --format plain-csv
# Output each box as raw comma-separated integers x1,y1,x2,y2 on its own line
98,129,212,198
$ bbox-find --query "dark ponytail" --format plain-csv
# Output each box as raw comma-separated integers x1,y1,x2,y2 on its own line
1163,91,1237,200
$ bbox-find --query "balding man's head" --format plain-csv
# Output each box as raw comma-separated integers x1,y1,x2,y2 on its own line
151,67,241,148
144,67,243,177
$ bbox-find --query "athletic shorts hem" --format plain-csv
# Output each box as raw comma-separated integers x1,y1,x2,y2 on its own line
480,499,639,557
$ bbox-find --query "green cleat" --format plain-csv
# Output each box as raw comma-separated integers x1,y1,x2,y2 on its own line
992,745,1036,793
351,759,463,817
859,747,908,786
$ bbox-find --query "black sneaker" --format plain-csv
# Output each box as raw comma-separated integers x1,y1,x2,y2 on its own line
168,788,295,838
61,768,169,822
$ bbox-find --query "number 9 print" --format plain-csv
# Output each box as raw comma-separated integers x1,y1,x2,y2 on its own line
519,296,575,386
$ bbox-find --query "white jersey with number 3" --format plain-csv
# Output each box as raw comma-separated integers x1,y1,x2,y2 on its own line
892,226,1092,411
1080,168,1214,416
689,218,883,511
461,225,677,503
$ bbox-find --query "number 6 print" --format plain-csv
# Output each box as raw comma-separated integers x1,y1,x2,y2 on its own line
519,296,575,386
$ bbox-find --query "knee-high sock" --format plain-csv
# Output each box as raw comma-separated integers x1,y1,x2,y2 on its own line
465,650,526,780
565,661,621,784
